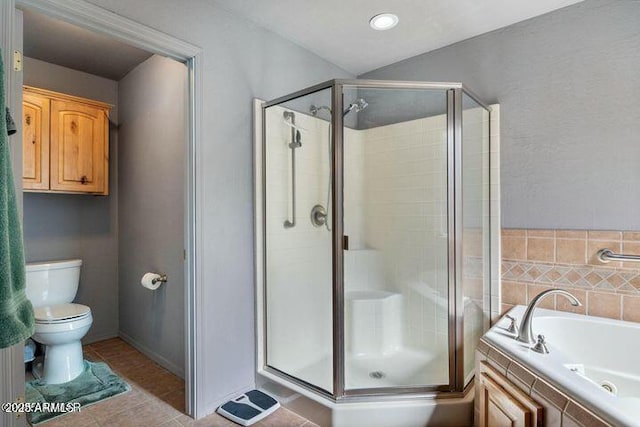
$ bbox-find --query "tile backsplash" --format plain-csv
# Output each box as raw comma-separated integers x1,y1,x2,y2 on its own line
501,229,640,322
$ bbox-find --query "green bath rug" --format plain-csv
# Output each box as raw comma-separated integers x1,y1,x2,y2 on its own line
26,360,130,425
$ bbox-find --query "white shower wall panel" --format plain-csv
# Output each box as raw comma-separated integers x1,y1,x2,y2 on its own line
357,115,449,352
265,106,333,384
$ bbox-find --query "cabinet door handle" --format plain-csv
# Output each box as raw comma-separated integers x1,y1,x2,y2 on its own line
80,176,88,184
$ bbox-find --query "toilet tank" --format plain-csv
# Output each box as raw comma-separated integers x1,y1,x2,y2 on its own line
25,259,82,308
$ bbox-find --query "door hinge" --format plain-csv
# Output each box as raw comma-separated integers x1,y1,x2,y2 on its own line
13,50,22,71
15,395,24,418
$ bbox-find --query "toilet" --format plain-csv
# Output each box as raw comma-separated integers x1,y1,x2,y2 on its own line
25,259,93,384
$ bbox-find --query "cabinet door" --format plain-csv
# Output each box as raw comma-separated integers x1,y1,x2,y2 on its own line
478,362,542,427
479,373,530,427
50,99,108,194
22,93,50,190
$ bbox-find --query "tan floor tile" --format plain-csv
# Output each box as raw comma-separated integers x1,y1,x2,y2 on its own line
141,372,184,397
100,350,149,370
34,338,313,427
82,387,150,423
94,343,136,356
118,363,168,385
87,338,122,350
177,413,233,426
96,400,180,427
145,393,186,421
156,389,186,413
83,350,105,363
71,338,192,426
37,408,98,427
255,407,308,427
173,414,197,426
93,344,140,359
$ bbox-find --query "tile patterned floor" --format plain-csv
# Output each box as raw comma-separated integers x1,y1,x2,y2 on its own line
34,338,317,427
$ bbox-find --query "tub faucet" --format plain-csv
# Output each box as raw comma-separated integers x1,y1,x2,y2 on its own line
516,289,582,345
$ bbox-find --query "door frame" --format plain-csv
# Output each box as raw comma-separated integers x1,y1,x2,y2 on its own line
0,0,203,422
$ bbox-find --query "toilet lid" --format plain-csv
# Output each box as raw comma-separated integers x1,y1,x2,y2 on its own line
34,303,91,323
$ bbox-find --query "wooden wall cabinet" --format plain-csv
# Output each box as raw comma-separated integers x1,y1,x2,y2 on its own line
478,361,543,427
22,86,111,195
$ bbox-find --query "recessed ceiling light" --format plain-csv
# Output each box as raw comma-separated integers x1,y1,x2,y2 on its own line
369,13,399,31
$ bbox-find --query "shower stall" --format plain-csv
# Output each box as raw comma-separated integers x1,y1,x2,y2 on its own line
255,79,494,424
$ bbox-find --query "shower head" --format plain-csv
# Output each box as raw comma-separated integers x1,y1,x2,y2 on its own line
343,98,368,117
310,104,331,116
311,99,368,118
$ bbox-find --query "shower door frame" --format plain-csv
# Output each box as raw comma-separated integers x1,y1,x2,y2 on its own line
259,79,491,402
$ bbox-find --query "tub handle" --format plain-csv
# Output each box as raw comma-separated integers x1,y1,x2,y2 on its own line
532,334,549,354
504,315,519,335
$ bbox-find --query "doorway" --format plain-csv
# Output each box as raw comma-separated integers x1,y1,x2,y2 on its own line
0,1,201,425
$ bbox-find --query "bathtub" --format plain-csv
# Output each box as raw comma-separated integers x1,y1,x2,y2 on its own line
484,306,640,427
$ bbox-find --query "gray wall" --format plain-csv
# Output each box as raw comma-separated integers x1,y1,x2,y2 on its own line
118,55,187,376
22,57,119,343
87,0,352,415
361,0,640,230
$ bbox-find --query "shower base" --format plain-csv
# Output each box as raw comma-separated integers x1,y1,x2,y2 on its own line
292,348,449,391
258,361,473,427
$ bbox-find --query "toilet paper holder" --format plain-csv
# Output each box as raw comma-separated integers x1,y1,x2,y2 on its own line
152,274,168,285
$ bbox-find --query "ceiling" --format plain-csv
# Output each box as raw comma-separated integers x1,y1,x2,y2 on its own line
22,9,153,81
213,0,584,75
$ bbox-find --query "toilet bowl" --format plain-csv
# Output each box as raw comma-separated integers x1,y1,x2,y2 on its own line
32,303,93,384
25,259,93,384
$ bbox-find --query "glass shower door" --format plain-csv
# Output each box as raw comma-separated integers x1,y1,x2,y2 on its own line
341,86,451,391
263,88,334,393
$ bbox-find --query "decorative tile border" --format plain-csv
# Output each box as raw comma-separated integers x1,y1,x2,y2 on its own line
502,260,640,293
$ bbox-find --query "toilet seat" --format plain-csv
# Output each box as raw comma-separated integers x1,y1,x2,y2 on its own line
34,303,91,324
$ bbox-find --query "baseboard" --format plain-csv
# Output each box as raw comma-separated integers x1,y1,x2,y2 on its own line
117,331,185,378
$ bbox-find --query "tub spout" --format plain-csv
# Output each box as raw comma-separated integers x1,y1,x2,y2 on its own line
516,289,582,345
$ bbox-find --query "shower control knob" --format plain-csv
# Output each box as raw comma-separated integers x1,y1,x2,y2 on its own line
310,204,327,227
